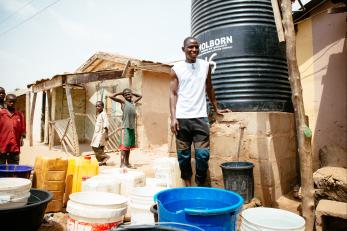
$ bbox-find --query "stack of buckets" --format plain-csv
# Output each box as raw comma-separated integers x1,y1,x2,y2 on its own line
66,191,128,230
67,162,163,231
0,178,32,209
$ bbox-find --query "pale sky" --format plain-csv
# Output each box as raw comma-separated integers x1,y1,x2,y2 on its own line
0,0,191,92
0,0,308,92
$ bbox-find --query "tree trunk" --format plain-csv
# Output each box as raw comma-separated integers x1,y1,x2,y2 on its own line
279,0,315,230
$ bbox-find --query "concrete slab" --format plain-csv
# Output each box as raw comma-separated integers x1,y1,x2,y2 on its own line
315,199,347,231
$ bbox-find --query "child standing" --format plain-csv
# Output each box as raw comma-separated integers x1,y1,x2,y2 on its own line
109,88,142,168
0,94,26,164
90,101,110,166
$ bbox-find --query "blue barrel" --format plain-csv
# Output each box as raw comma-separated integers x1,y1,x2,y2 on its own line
154,187,244,231
191,0,293,112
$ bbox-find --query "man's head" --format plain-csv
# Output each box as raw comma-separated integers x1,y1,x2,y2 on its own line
5,94,16,110
0,87,5,102
95,101,104,113
182,37,199,63
123,88,132,102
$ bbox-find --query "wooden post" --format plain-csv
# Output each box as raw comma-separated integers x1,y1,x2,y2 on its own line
65,85,80,155
29,92,37,146
271,0,285,42
44,90,51,144
280,0,315,230
49,88,56,149
40,92,46,142
25,91,31,142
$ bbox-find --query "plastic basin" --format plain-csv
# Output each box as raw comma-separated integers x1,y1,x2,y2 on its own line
0,188,53,231
0,164,33,179
154,187,244,231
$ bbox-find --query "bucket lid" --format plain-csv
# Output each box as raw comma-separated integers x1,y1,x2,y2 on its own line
69,191,127,207
0,178,32,192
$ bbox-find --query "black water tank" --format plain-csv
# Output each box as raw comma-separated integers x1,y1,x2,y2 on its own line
192,0,293,112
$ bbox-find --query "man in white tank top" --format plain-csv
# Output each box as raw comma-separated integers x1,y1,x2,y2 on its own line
170,37,230,186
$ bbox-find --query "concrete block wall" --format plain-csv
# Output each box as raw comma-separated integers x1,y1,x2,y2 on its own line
209,112,299,206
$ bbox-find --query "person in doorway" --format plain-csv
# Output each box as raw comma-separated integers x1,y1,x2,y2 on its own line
0,87,6,109
170,36,230,187
0,94,26,164
90,101,110,166
109,88,142,168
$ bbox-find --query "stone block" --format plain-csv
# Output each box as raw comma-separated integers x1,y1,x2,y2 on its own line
313,167,347,202
315,200,347,231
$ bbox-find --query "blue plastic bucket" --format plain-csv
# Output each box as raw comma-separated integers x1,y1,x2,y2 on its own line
154,187,244,231
0,164,33,179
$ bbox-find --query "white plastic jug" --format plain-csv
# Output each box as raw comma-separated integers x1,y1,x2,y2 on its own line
81,175,121,194
99,168,146,197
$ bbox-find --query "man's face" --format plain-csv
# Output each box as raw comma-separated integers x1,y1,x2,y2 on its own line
0,88,5,101
123,90,132,102
6,96,16,109
183,39,200,61
96,102,103,113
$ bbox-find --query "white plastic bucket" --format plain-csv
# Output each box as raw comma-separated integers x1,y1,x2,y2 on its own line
129,186,166,224
82,175,121,194
241,207,305,231
66,191,128,231
0,178,32,209
153,157,184,188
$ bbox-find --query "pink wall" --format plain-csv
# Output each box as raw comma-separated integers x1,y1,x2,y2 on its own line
310,4,346,168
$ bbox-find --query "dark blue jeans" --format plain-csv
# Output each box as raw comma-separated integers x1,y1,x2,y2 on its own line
176,118,210,185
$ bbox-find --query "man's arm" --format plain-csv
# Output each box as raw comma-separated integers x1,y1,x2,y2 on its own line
170,69,179,135
20,112,26,146
108,92,125,104
206,65,231,115
132,92,142,103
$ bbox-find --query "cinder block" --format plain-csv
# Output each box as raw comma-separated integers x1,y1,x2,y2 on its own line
315,200,347,231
